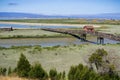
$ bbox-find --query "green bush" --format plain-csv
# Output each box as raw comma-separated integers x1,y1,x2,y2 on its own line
56,71,66,80
16,53,31,77
88,48,120,80
8,67,12,75
68,64,101,80
89,48,108,70
0,46,7,50
34,45,42,52
0,67,7,76
57,72,62,80
29,63,48,80
62,71,66,80
49,68,58,80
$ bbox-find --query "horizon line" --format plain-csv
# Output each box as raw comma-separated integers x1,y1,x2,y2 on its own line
0,11,120,16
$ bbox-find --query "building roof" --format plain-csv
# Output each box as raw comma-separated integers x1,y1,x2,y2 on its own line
83,26,94,29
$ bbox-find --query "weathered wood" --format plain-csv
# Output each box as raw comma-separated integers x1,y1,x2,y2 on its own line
42,28,120,41
0,27,13,31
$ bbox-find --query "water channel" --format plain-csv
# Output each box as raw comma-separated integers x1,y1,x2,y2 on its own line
0,23,119,48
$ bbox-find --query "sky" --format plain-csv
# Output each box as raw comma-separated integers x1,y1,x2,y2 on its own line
0,0,120,15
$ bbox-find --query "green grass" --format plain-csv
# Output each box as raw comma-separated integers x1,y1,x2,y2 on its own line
0,19,120,25
0,24,120,39
0,44,120,73
96,25,120,35
0,29,70,39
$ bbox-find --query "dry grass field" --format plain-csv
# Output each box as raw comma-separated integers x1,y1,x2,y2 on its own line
0,29,67,38
0,76,28,80
0,44,120,73
97,25,120,35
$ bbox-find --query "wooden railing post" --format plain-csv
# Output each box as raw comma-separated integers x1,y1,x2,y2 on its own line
97,37,104,44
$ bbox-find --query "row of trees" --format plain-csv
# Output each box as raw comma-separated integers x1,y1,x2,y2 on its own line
68,48,120,80
68,64,120,80
0,49,120,80
12,53,65,80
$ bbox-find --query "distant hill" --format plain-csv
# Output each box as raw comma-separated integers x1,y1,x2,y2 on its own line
0,12,120,20
68,13,120,19
0,12,49,18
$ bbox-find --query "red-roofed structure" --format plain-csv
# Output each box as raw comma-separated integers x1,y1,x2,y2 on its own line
83,26,94,32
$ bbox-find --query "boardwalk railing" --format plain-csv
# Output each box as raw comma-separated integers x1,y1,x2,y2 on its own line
42,28,120,41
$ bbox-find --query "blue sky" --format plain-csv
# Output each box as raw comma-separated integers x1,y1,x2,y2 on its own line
0,0,120,15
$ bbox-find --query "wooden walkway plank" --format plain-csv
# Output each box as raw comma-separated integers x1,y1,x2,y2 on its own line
42,28,120,42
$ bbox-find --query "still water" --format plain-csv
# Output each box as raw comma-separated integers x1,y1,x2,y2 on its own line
0,23,79,29
0,23,119,47
0,37,119,48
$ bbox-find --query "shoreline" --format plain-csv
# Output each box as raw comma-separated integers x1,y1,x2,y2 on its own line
0,21,101,28
0,35,71,39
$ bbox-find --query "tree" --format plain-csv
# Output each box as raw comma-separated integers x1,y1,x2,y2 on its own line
29,63,48,80
8,67,12,75
89,48,108,72
49,68,57,80
0,67,7,76
88,48,120,80
62,71,66,80
56,72,62,80
68,64,101,80
16,53,31,77
68,66,77,80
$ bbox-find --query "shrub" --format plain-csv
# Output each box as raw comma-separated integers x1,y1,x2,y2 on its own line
0,67,7,76
0,46,6,50
56,72,62,80
16,53,31,77
68,66,77,80
8,67,12,75
68,64,101,80
89,48,108,70
34,45,42,52
29,63,48,80
49,68,57,80
62,71,66,80
88,48,120,80
56,71,66,80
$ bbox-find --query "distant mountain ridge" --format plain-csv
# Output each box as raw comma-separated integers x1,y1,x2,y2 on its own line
0,12,50,18
0,12,120,20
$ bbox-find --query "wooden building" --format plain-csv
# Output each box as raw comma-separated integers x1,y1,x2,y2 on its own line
83,26,94,32
0,27,13,31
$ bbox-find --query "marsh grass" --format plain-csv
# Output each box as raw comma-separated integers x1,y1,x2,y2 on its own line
1,19,120,25
0,76,28,80
96,25,120,35
0,29,70,39
0,44,120,73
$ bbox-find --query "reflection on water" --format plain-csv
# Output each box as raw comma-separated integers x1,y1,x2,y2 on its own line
0,23,119,47
0,38,83,48
0,37,119,48
0,23,79,29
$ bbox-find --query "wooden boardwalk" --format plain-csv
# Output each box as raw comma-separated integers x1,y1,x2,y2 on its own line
42,28,120,42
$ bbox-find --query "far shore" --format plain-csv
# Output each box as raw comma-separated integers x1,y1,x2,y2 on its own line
0,21,101,28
